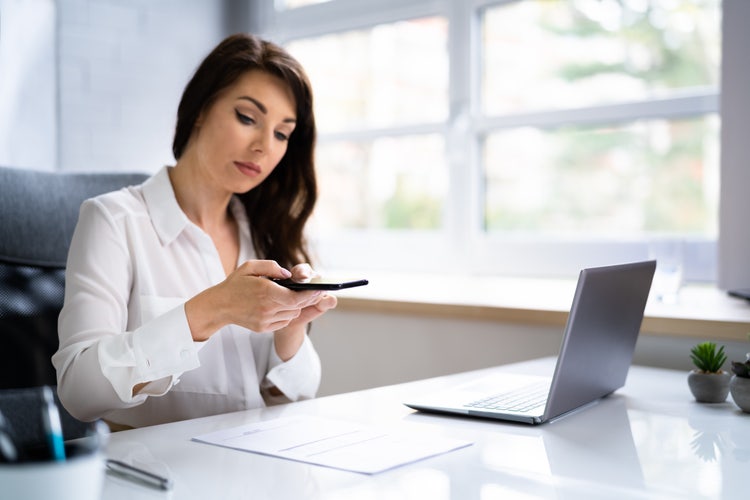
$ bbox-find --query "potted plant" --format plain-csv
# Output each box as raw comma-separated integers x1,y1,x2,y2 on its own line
730,355,750,413
688,341,730,403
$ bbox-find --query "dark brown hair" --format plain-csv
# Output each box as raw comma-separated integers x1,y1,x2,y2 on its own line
173,33,317,269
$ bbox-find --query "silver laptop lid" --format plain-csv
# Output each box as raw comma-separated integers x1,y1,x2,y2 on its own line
542,260,655,421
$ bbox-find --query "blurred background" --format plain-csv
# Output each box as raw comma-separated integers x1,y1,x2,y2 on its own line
0,0,740,282
1,0,737,284
2,0,749,395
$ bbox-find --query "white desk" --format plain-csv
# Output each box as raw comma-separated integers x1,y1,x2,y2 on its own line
103,358,750,499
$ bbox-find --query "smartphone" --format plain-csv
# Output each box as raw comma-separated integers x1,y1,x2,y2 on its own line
274,277,369,291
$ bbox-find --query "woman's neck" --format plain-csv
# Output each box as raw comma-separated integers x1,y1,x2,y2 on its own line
168,163,234,233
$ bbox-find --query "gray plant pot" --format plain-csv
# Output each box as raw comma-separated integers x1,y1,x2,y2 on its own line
688,370,730,403
729,375,750,413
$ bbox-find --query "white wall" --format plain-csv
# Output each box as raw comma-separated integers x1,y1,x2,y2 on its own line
0,0,56,170
4,1,748,398
718,0,750,290
0,0,237,173
56,0,236,173
313,309,750,397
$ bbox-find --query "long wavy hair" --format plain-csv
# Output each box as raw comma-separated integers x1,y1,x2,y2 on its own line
172,34,317,269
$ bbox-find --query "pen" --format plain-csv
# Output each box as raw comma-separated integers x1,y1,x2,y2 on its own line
40,386,65,461
106,459,174,491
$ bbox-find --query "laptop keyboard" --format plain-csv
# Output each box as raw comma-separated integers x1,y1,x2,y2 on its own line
464,382,550,413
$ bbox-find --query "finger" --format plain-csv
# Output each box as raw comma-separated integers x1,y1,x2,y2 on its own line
290,263,316,281
305,294,336,314
256,308,302,332
318,294,337,311
267,290,324,316
296,290,325,308
295,296,336,325
265,318,295,332
270,286,322,307
236,260,291,279
302,293,336,311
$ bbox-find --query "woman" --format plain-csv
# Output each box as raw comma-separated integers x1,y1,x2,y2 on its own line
52,34,336,428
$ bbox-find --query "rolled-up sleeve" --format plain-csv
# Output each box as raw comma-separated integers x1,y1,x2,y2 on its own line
262,335,321,404
53,198,199,421
98,304,200,402
53,169,326,427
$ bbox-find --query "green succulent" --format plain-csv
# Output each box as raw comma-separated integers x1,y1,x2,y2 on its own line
690,342,727,373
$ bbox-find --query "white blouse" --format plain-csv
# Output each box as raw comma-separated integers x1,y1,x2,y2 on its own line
52,166,321,428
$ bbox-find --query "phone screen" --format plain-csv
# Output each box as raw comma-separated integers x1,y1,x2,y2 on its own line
274,277,369,291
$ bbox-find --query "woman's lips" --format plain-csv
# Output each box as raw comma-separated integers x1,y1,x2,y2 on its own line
234,161,261,176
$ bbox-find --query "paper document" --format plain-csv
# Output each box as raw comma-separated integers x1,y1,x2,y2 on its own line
192,415,472,474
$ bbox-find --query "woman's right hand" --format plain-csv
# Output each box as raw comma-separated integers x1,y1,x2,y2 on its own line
184,260,323,341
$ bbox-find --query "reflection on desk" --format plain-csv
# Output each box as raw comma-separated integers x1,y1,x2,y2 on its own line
103,358,750,500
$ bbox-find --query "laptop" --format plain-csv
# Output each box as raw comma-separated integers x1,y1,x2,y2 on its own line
404,260,656,424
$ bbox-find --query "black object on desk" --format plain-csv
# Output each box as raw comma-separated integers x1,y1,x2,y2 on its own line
728,288,750,301
106,459,174,491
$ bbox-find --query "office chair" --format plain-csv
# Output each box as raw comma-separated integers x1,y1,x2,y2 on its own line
0,165,148,445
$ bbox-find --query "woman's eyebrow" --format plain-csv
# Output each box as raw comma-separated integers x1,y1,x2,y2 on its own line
237,96,296,123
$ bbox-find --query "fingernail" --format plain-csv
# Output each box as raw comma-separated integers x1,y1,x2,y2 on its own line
281,268,292,278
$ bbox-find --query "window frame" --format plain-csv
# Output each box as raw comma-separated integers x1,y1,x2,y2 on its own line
258,0,722,281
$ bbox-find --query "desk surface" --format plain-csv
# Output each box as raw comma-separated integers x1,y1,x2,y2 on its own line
104,358,750,499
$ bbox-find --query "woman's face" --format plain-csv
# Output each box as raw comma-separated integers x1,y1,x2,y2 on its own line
188,69,297,194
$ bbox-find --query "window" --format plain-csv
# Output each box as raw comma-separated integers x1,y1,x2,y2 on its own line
286,17,449,231
275,0,330,10
484,117,719,236
260,0,722,281
481,1,720,241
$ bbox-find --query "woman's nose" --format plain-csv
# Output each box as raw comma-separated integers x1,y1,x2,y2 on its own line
250,130,272,153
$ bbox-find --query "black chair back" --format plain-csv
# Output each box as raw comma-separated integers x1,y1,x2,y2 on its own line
0,166,148,390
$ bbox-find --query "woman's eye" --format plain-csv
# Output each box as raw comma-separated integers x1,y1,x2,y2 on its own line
274,131,289,142
235,110,254,125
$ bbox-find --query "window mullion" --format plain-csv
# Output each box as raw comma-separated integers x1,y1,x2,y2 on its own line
475,91,719,133
445,0,482,267
318,123,446,143
272,0,444,42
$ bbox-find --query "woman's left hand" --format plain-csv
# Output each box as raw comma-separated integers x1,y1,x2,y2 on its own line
273,264,338,360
